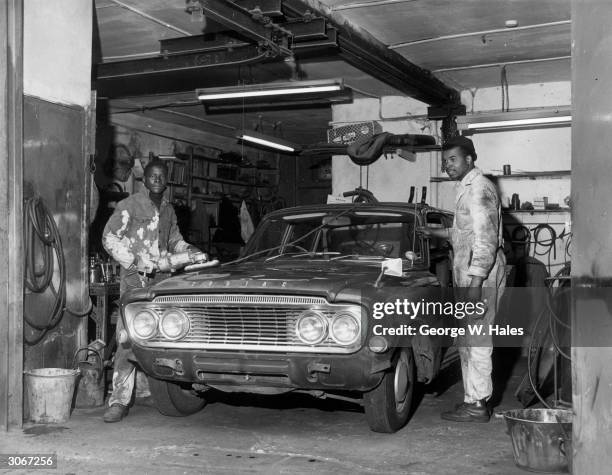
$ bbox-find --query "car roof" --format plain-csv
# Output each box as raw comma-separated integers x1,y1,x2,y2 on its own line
264,202,452,220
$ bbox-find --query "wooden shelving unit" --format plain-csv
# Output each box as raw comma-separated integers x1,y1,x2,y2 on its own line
158,155,190,205
159,150,280,257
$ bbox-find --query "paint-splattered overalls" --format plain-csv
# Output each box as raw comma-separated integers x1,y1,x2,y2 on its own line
450,167,506,403
103,190,193,406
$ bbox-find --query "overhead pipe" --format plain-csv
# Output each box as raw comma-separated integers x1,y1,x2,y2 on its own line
389,20,571,49
433,55,571,73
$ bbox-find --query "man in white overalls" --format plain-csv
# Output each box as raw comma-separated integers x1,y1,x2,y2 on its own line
420,136,506,422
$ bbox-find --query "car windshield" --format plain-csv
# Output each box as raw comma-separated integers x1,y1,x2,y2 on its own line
244,210,425,264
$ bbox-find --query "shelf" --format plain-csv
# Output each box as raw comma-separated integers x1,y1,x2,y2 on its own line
488,170,571,179
203,176,275,188
503,208,571,214
191,193,221,201
430,170,571,182
168,182,187,187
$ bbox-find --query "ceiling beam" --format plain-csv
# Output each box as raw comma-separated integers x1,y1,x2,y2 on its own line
287,0,460,105
109,112,240,151
199,0,292,56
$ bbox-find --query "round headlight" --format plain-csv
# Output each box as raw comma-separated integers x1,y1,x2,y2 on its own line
330,312,360,345
296,311,328,345
132,309,158,340
160,309,190,340
368,335,389,353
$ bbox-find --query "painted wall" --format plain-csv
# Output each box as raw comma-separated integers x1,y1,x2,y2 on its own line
452,82,572,275
22,2,93,373
435,82,572,212
23,0,92,108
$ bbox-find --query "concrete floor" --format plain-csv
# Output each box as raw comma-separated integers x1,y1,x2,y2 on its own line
1,353,533,475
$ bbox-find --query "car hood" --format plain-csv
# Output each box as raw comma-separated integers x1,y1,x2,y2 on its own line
133,259,438,304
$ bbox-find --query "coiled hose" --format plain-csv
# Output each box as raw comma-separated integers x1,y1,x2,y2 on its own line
24,196,92,346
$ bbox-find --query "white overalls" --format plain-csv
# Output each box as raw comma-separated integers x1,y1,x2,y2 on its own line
450,168,506,403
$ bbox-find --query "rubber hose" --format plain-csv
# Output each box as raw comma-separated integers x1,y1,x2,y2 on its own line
24,197,92,346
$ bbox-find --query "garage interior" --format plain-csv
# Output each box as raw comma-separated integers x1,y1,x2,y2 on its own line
0,0,609,473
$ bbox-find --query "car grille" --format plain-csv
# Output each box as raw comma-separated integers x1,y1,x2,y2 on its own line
140,294,362,353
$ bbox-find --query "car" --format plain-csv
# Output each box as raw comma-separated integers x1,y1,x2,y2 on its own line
119,196,454,433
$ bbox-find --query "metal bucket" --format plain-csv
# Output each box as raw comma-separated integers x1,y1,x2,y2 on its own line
504,408,572,473
24,368,80,423
73,348,105,408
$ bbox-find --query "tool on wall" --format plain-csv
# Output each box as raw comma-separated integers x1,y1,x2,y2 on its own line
407,186,427,205
24,196,92,346
408,186,415,204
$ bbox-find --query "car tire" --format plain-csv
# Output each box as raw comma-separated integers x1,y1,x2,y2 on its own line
147,376,206,417
363,347,415,433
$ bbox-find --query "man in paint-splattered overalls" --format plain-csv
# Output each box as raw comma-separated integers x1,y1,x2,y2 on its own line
419,136,505,422
102,158,200,422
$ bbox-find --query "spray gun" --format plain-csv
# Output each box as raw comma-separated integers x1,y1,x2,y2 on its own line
156,250,219,273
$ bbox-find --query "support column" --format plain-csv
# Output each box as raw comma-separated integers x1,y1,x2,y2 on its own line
0,0,24,431
571,0,612,472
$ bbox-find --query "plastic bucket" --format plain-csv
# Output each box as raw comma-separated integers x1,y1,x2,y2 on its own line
24,368,80,423
504,408,572,473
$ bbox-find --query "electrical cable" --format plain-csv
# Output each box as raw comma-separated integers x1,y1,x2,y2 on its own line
533,224,557,258
525,264,572,408
564,233,572,260
532,224,557,273
24,197,92,346
527,305,552,409
511,225,531,252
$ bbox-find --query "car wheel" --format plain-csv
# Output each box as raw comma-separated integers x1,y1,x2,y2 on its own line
363,348,416,433
147,376,206,417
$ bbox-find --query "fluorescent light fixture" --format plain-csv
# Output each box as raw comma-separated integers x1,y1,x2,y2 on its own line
236,130,302,153
197,79,344,101
457,107,571,132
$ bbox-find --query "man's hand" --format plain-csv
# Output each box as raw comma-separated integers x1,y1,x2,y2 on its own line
467,276,484,301
137,256,158,274
416,226,450,239
188,246,208,263
467,276,487,319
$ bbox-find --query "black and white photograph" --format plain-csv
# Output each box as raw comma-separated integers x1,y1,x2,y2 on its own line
0,0,607,473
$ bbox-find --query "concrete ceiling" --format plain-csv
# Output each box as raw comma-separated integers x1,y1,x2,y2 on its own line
95,0,571,148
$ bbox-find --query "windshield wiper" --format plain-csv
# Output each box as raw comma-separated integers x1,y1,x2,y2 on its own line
291,252,341,258
330,254,385,261
264,252,298,262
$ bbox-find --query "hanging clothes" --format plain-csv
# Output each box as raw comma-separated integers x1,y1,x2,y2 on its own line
240,200,255,243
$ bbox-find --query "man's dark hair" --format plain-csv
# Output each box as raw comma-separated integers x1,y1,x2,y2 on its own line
144,158,169,176
442,136,477,161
